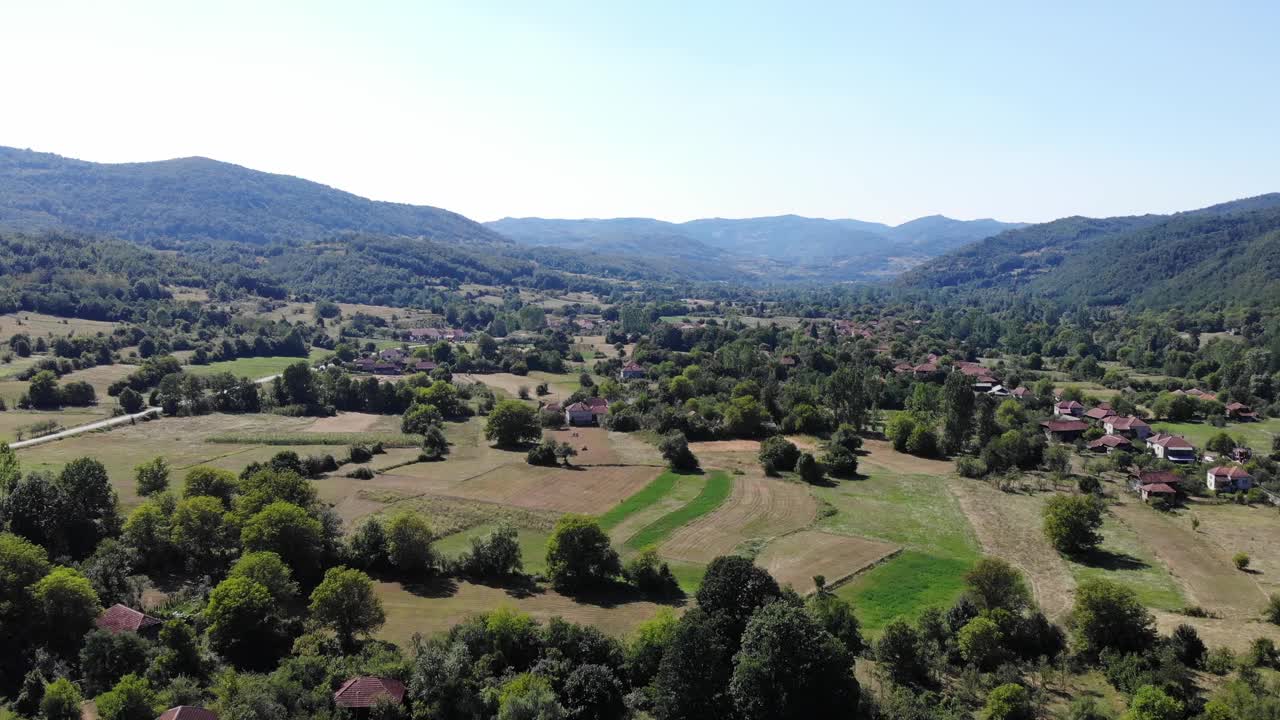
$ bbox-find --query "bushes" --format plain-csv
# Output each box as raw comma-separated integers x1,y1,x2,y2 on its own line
1233,552,1251,571
758,436,799,474
526,440,560,467
346,467,375,480
1042,494,1104,555
458,524,523,578
659,432,699,472
623,548,681,598
956,457,988,478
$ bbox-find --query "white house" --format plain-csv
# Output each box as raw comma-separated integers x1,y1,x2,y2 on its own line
565,397,609,426
1148,433,1196,463
1206,465,1253,492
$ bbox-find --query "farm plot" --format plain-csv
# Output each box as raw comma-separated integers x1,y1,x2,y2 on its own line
446,464,660,515
1149,418,1280,454
185,352,328,380
1192,502,1280,595
544,427,619,465
757,531,898,595
1110,501,1264,615
948,479,1078,619
376,580,667,647
661,474,817,564
305,412,402,434
1066,512,1186,611
0,409,112,444
350,491,559,538
0,312,117,340
626,471,732,551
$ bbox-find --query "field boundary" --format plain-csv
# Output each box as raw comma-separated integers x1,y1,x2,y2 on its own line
823,547,904,593
598,470,678,530
624,470,732,550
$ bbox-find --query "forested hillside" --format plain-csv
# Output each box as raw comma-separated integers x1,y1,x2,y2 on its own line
0,147,507,246
899,194,1280,308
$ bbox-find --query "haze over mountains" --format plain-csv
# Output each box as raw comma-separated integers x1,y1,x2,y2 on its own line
0,145,1276,304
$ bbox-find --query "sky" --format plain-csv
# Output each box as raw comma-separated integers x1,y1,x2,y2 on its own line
1,1,1278,225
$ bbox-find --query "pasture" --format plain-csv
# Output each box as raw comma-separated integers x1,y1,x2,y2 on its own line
0,312,117,340
185,350,330,380
1149,418,1280,454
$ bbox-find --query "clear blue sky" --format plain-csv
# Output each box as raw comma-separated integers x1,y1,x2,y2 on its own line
1,1,1277,224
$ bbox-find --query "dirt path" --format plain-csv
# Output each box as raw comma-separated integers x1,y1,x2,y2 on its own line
7,407,161,449
948,478,1077,619
1110,500,1266,615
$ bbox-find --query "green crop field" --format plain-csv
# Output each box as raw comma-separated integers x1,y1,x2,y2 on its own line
837,551,970,631
598,471,680,530
624,470,732,551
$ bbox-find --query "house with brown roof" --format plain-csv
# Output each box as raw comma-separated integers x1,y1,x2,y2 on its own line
1040,419,1089,442
1225,402,1259,421
565,397,609,426
1102,415,1151,440
334,677,407,710
405,360,438,373
1011,386,1031,400
1055,400,1085,418
96,604,162,637
1087,434,1133,454
157,707,217,720
1148,433,1196,463
1083,403,1113,422
1207,465,1253,492
1175,388,1218,402
1138,482,1178,503
619,362,646,380
912,362,939,378
893,362,915,374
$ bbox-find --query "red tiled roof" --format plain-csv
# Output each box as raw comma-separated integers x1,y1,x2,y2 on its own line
1148,433,1193,449
893,363,914,373
1056,400,1084,411
913,362,938,373
1140,483,1177,495
1209,465,1252,479
621,362,645,372
1134,469,1182,485
584,397,609,409
96,604,161,634
1104,415,1149,430
333,677,407,708
1041,419,1088,433
1083,407,1112,420
1088,434,1132,449
565,402,591,412
1011,387,1030,398
157,707,217,720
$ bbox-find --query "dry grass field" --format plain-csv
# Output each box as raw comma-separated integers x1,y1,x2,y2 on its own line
0,408,113,443
661,473,817,563
757,530,899,595
0,312,118,339
447,464,659,515
543,426,619,465
376,579,671,646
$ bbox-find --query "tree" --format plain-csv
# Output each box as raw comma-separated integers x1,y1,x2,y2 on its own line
485,400,542,447
240,501,324,579
958,616,1005,670
562,664,626,720
546,514,621,592
653,609,736,720
1042,494,1104,555
1044,444,1072,476
964,557,1032,613
149,619,205,683
526,439,560,467
941,371,976,455
981,683,1033,720
27,371,61,409
626,607,679,686
347,518,390,571
40,677,83,720
796,452,823,484
280,361,316,406
1205,432,1238,455
1069,578,1156,658
1233,552,1250,571
32,566,102,658
875,618,927,686
82,538,141,607
886,413,917,452
1121,685,1183,720
1168,624,1206,669
729,601,858,720
906,424,939,458
171,496,236,573
80,628,151,695
204,576,287,669
182,466,238,505
134,457,169,497
460,523,523,578
497,673,565,720
386,512,436,575
118,387,144,414
659,432,699,472
696,555,781,637
309,566,386,652
422,425,449,460
228,551,298,604
806,591,864,656
95,674,159,720
402,402,442,435
56,457,117,558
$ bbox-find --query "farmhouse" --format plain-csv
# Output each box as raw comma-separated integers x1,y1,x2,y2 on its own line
912,362,939,378
1132,469,1183,490
893,362,915,374
1225,402,1259,421
1011,386,1031,399
1041,418,1089,442
408,327,468,342
986,385,1011,398
1138,482,1178,503
619,362,647,380
333,677,406,710
1207,465,1253,492
96,604,162,637
565,397,609,426
1055,400,1085,418
1148,432,1196,463
1083,403,1113,422
1102,415,1151,440
379,348,408,363
1087,434,1133,454
1175,388,1218,402
406,360,438,373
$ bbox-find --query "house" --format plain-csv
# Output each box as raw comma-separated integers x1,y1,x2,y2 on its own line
1148,433,1196,463
96,604,162,636
409,328,469,342
1138,482,1178,503
1176,388,1218,402
1225,402,1259,421
1207,465,1253,492
1041,419,1089,442
986,385,1011,398
566,397,609,426
893,362,915,374
1011,386,1031,400
619,362,646,380
372,362,400,375
1083,403,1113,422
1055,400,1085,418
1102,415,1151,440
379,348,408,363
1132,469,1183,492
1087,434,1133,454
912,362,939,378
405,360,438,373
333,677,407,710
157,707,217,720
779,355,798,367
353,358,378,373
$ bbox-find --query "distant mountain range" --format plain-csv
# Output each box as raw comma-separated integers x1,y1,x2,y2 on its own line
897,194,1280,308
0,146,507,246
487,214,1025,279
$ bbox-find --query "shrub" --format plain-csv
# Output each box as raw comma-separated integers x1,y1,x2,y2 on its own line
1042,494,1104,555
459,523,523,578
1233,552,1251,571
347,467,375,480
623,548,680,598
758,436,800,473
348,444,374,464
956,456,988,478
796,453,823,484
1265,594,1280,625
526,439,559,467
1204,647,1235,675
659,432,699,472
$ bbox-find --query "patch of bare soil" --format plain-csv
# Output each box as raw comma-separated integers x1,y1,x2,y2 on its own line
757,530,898,595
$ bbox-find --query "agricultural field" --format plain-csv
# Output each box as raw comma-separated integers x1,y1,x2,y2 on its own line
184,349,331,379
1149,418,1280,454
0,312,118,339
0,408,112,444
